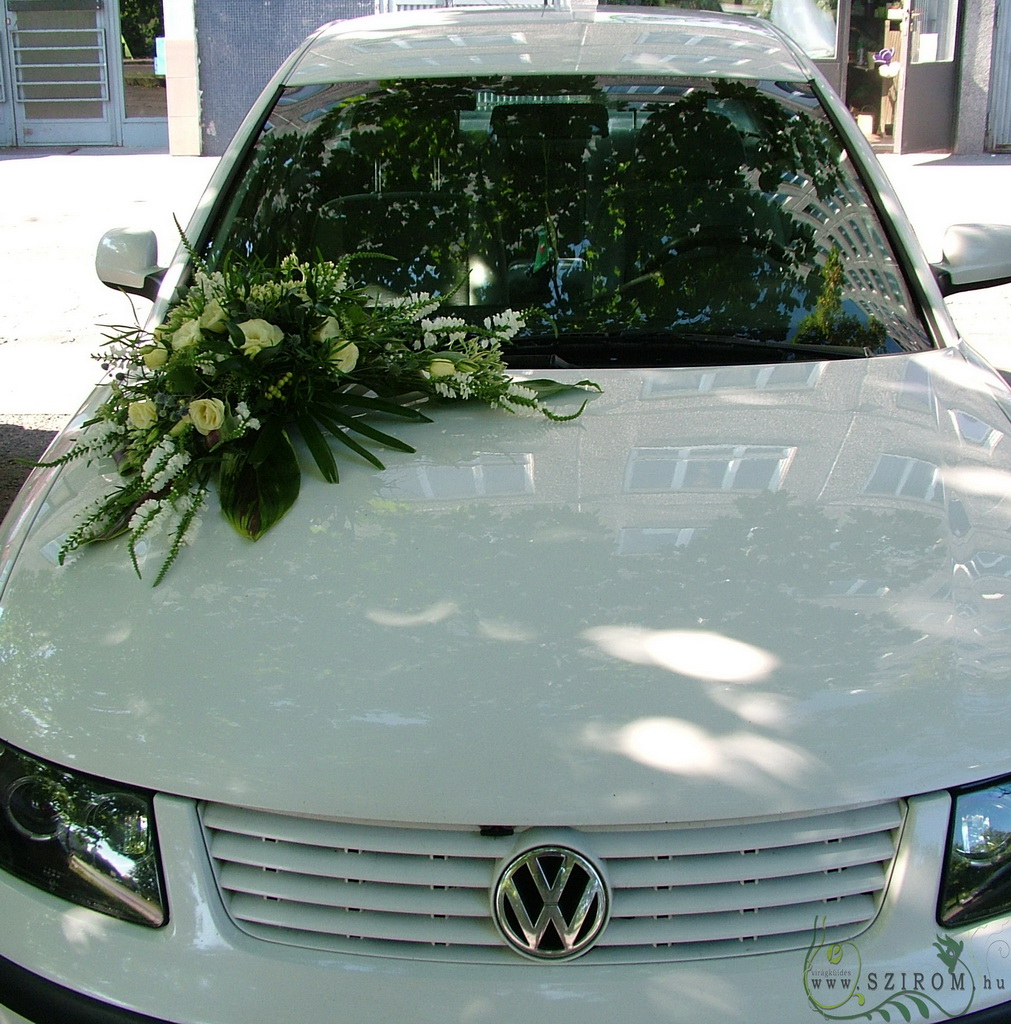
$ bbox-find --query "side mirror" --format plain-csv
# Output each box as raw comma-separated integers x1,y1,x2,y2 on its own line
933,223,1011,296
96,227,164,302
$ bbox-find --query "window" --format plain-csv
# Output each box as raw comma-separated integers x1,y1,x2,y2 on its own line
625,446,796,493
909,0,959,62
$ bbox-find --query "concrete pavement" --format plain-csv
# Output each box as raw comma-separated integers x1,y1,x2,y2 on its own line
878,152,1011,362
1,147,1010,509
0,148,219,426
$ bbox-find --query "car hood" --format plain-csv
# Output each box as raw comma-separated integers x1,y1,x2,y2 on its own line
3,349,1011,826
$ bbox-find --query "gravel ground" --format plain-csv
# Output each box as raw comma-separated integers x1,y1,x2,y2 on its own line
0,417,67,519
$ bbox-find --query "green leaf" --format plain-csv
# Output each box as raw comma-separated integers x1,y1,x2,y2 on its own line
297,413,339,483
317,405,417,453
218,431,300,541
226,321,247,349
313,411,388,471
520,378,602,398
248,417,286,468
906,995,931,1020
165,364,202,394
315,391,432,422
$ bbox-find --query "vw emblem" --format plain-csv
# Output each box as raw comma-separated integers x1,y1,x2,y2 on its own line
493,846,609,961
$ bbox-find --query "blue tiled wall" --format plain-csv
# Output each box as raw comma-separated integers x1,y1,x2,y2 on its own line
195,0,371,155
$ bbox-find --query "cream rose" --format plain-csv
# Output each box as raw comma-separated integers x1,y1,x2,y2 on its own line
427,357,457,378
127,399,158,431
315,316,342,343
188,398,226,436
199,298,228,333
171,318,203,351
142,343,168,370
237,319,284,358
330,341,359,374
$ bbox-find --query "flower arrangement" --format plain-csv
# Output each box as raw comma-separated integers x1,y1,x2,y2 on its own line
46,252,598,584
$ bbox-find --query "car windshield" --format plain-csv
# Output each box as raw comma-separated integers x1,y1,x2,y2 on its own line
208,74,933,367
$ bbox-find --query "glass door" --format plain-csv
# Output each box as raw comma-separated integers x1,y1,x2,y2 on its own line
5,0,119,145
895,0,960,152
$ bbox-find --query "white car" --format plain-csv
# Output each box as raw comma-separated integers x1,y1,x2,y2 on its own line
4,3,1011,1022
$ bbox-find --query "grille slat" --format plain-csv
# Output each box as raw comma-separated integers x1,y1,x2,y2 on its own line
210,830,493,888
607,831,895,888
204,800,903,964
614,862,886,916
219,862,488,916
203,802,509,858
604,894,878,946
586,803,904,859
228,892,498,946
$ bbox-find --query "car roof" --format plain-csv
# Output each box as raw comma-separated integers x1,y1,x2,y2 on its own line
286,4,813,87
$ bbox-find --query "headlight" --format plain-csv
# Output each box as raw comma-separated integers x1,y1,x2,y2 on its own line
939,777,1011,927
0,742,166,927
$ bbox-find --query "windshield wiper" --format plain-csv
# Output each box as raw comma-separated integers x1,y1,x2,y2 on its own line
504,331,874,369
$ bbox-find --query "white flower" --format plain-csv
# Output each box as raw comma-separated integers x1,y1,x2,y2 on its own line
315,316,342,344
127,399,158,431
128,498,164,534
142,343,168,369
86,419,126,446
181,514,202,546
188,398,226,435
171,319,203,351
147,452,191,493
141,436,191,491
232,401,261,432
237,319,284,357
199,298,228,333
496,383,542,417
330,341,359,374
194,270,225,298
485,310,525,340
315,317,358,372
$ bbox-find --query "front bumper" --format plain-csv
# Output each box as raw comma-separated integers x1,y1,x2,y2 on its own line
3,793,1011,1024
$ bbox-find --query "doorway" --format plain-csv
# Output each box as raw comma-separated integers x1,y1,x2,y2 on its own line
0,0,166,148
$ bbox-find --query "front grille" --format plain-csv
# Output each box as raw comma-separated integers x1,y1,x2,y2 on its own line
202,800,903,964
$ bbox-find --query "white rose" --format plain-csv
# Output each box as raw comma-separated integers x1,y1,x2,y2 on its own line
127,399,159,431
330,341,359,374
188,398,226,436
171,319,203,351
142,343,168,370
315,316,342,343
238,319,284,358
199,298,228,333
428,357,457,378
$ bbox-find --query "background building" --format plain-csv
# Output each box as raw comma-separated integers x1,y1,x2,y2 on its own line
0,0,1007,155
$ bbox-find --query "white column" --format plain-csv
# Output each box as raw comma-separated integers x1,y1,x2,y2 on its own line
163,0,201,155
